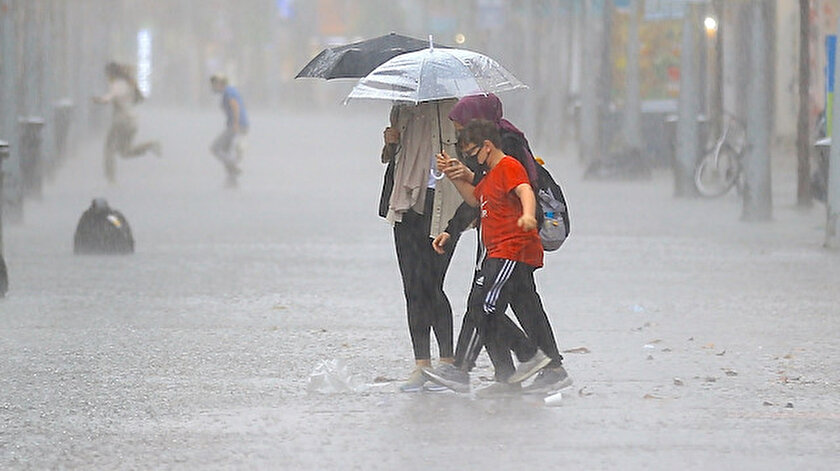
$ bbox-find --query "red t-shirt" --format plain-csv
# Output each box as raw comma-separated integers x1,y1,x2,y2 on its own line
474,156,544,268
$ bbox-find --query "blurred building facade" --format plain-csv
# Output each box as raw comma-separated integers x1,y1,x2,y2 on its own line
2,0,839,218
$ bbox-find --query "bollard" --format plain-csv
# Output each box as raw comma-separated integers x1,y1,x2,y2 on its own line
53,99,74,164
18,117,45,200
0,139,8,297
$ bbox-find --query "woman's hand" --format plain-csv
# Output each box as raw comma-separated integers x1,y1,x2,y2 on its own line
431,232,451,254
383,127,400,145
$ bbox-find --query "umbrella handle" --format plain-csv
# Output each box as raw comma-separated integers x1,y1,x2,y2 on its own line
430,168,446,181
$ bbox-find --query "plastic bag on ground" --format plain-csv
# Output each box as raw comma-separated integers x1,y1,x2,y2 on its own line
306,359,365,394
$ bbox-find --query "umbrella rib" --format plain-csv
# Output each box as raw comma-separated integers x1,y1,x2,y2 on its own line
413,52,430,105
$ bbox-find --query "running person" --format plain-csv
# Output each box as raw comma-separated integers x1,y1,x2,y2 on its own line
210,74,249,187
93,61,161,183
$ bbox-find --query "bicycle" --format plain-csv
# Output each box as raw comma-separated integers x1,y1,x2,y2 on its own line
694,113,747,197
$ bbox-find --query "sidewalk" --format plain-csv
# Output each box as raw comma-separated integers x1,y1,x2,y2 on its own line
0,106,837,470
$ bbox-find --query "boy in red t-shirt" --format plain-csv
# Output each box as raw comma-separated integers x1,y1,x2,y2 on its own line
437,120,556,393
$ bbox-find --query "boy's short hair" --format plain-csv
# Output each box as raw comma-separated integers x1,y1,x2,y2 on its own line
462,119,501,148
210,74,228,86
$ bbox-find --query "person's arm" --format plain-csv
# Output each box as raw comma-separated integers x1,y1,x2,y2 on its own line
228,97,241,133
92,81,117,104
514,183,537,231
381,106,400,163
381,127,399,163
445,202,479,235
437,150,477,206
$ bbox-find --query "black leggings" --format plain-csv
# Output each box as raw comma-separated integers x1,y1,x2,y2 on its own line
393,191,458,360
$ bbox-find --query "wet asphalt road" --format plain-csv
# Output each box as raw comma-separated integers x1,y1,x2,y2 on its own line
1,105,839,470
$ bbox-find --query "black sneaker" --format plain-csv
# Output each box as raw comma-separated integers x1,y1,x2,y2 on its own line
507,349,551,384
423,363,470,393
522,366,573,394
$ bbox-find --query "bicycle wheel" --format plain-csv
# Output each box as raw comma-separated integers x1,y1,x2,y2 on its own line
694,145,741,197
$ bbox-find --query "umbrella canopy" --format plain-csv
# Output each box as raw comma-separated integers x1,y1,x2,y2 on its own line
295,32,447,80
345,47,526,104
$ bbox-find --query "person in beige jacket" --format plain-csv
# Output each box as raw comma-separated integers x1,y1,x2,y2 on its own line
92,61,161,183
380,99,463,392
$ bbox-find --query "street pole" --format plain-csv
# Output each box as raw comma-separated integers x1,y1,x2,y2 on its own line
675,2,701,197
623,0,642,151
1,0,22,223
742,0,773,221
710,0,724,140
796,0,812,206
0,140,6,297
826,13,840,247
558,3,574,151
579,0,603,163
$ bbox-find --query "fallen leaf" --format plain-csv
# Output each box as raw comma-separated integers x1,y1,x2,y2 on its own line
661,347,672,353
643,393,664,400
673,378,684,386
578,386,593,397
562,346,591,354
646,354,654,361
647,339,662,344
716,350,726,356
785,402,794,409
704,376,717,383
763,401,774,406
702,343,715,349
723,368,738,376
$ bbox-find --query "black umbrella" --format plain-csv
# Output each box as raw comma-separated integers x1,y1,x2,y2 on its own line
295,32,447,80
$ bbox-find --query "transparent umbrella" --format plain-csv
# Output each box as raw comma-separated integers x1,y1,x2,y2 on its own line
345,44,526,104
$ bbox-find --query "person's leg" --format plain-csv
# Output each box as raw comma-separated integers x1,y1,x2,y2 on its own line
393,210,434,362
211,128,236,164
453,306,479,369
426,233,457,360
457,295,535,370
114,118,156,158
210,128,240,184
453,235,484,370
472,257,519,382
103,125,119,183
124,139,161,157
508,267,563,368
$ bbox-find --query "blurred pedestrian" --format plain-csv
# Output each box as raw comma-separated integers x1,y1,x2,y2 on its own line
210,74,249,188
379,99,463,392
93,61,161,183
425,96,571,394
